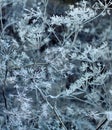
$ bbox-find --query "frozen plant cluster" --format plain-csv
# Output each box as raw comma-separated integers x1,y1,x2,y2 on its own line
0,0,112,130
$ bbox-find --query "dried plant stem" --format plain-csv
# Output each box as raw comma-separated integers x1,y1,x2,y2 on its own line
36,85,67,130
96,117,107,130
9,62,48,70
2,61,10,126
72,30,79,45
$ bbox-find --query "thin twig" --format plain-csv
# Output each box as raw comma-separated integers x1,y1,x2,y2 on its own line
9,62,49,70
96,117,108,130
2,61,9,123
36,85,67,130
72,30,79,46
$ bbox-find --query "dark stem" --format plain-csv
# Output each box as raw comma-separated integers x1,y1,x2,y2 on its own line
2,61,9,121
96,118,108,130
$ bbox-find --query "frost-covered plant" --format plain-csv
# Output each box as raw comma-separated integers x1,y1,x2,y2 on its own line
62,42,112,96
0,0,112,130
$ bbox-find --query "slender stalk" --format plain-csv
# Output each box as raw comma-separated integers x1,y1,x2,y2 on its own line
96,117,107,130
72,30,79,46
2,61,9,125
36,85,67,130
